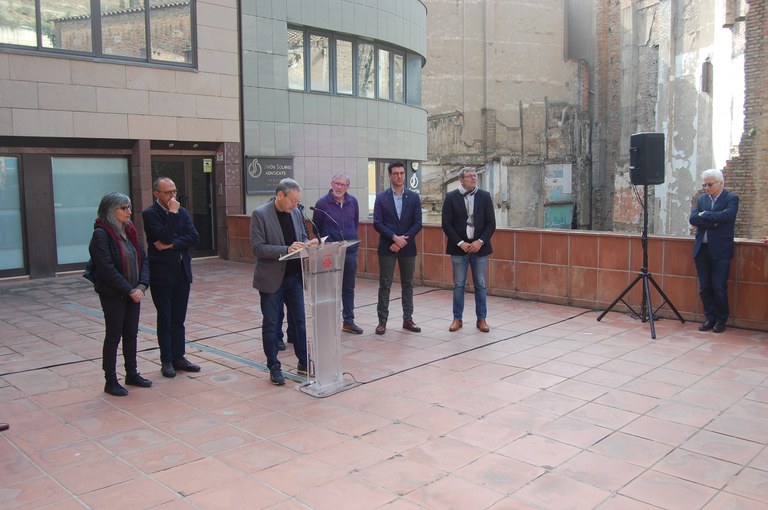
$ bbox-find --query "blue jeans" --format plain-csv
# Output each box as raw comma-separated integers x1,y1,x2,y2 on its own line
342,253,358,324
694,244,731,323
259,274,308,370
451,254,488,320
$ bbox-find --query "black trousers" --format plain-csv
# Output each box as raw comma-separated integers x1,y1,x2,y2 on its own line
99,294,140,380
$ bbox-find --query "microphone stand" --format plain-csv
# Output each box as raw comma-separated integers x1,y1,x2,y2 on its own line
310,206,345,242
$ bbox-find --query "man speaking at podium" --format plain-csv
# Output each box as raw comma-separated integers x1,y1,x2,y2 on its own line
250,178,319,385
312,174,363,335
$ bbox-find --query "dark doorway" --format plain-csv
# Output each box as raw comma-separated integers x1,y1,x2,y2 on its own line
151,157,216,256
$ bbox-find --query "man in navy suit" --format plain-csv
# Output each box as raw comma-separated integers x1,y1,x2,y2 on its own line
689,168,739,333
442,168,496,333
250,178,319,385
142,177,201,378
373,162,423,335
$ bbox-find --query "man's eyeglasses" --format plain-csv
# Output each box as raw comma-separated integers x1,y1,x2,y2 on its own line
332,181,349,187
157,190,177,195
702,182,721,188
463,174,478,179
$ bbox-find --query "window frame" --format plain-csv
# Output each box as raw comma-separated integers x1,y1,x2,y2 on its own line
288,25,413,105
0,0,198,68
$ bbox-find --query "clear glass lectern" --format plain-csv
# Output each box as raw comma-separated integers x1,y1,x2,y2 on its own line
280,240,359,397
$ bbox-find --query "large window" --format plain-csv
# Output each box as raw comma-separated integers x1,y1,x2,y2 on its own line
52,157,130,265
0,157,24,272
0,0,195,65
288,26,419,105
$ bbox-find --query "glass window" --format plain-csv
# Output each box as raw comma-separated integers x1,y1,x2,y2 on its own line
3,0,195,66
52,157,130,265
393,53,404,103
287,28,305,90
0,157,24,271
378,48,390,100
101,0,145,58
0,0,37,46
309,33,329,92
149,0,192,63
43,0,92,52
336,39,353,95
357,42,374,98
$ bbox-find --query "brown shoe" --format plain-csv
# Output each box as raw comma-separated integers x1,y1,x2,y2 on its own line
403,320,421,333
375,322,386,335
449,319,463,332
476,319,490,332
0,423,8,432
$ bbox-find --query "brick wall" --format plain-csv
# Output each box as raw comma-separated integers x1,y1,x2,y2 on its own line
723,0,768,238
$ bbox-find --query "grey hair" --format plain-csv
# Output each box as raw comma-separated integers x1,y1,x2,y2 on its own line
276,178,301,195
458,167,478,179
701,168,724,182
97,192,131,233
152,177,174,192
331,174,351,185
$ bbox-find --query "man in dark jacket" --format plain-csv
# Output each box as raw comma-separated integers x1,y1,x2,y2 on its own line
373,162,423,335
689,168,739,333
442,167,496,333
142,177,201,378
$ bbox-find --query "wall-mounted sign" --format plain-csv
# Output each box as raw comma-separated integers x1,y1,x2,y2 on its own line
245,157,294,195
203,158,212,173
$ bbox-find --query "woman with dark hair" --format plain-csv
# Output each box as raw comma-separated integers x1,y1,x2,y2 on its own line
89,192,152,396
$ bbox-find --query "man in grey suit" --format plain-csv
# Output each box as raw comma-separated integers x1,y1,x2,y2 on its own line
250,178,318,385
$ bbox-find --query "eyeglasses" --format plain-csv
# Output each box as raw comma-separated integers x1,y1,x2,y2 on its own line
702,182,721,188
332,181,349,187
463,174,478,179
390,171,405,176
118,206,132,211
157,190,177,195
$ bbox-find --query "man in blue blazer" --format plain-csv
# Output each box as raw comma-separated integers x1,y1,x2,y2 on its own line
142,178,201,378
250,178,318,385
689,168,739,333
373,162,423,335
442,167,496,333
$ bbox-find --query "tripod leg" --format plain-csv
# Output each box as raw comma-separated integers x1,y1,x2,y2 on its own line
642,274,656,339
597,273,644,322
647,274,686,323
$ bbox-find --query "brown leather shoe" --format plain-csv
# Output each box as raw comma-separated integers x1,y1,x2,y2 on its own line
476,319,490,332
375,322,386,335
449,319,463,332
402,320,421,332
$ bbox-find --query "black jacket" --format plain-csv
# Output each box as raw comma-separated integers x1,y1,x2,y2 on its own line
88,222,149,298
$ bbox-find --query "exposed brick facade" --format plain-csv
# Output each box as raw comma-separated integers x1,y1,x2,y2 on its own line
723,0,768,238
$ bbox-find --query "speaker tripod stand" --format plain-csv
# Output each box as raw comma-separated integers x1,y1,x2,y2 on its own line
597,185,685,339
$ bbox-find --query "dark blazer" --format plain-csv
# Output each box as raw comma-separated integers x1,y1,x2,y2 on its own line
142,201,200,285
689,189,739,260
442,188,495,256
373,188,422,257
250,200,309,293
89,224,149,298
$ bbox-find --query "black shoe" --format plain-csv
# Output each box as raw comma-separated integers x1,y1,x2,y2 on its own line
297,360,311,376
269,367,285,385
104,380,128,396
173,357,201,372
342,323,364,334
713,322,726,333
402,319,421,333
698,319,716,332
277,339,287,351
125,373,152,388
375,322,386,335
161,361,176,378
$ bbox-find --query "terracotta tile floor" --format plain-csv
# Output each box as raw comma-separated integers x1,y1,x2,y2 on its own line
2,258,768,509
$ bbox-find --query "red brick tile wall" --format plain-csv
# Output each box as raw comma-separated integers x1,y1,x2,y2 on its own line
227,216,768,331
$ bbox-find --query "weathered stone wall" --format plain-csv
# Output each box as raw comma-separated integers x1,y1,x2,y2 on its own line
421,0,588,229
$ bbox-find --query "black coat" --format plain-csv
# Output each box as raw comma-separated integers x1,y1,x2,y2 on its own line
442,188,495,256
88,222,149,298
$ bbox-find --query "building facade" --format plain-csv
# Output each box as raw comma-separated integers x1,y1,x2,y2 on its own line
0,0,241,278
241,0,428,217
419,0,591,229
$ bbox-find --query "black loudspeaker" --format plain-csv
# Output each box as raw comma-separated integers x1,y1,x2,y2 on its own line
629,132,665,185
